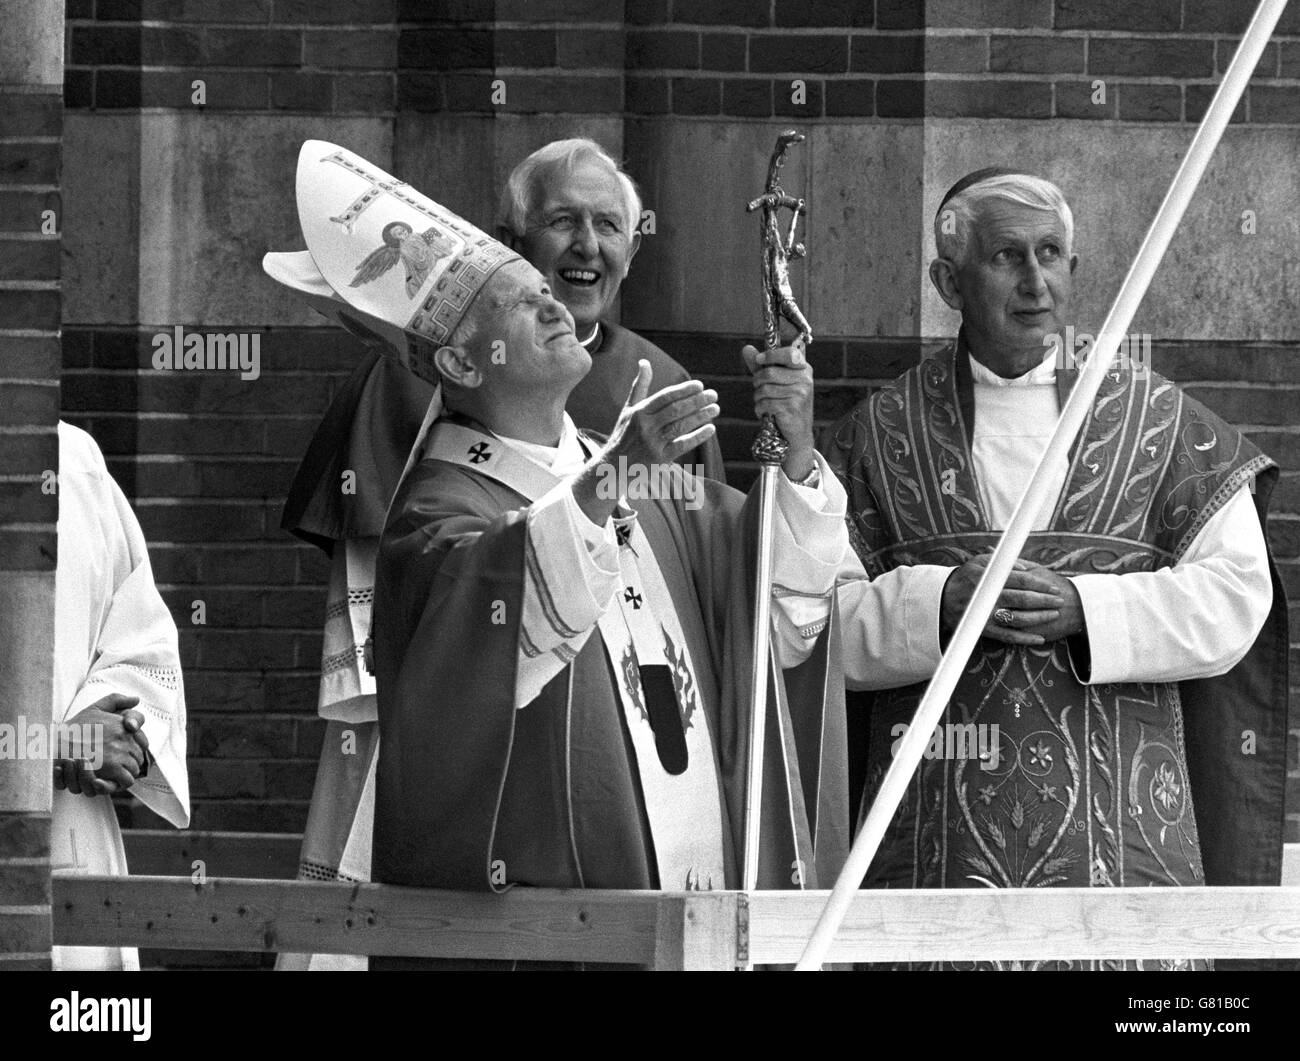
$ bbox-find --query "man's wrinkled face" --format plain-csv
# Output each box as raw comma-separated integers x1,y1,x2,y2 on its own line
471,259,590,390
953,200,1077,358
518,159,640,332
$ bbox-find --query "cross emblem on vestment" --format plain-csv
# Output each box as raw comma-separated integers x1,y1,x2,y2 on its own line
616,524,632,546
322,150,450,234
624,587,643,609
467,442,491,464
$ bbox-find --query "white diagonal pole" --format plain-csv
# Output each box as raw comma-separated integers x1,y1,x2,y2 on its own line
795,0,1290,971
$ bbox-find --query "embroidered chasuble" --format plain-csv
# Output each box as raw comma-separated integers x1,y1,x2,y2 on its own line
370,415,850,967
825,337,1290,972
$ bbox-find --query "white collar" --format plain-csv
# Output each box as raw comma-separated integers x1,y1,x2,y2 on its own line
495,413,588,477
579,323,601,349
967,348,1057,387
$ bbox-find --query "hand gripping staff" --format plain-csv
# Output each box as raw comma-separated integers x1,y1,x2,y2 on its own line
796,0,1291,971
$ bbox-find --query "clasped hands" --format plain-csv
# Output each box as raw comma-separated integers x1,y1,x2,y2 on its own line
53,692,150,798
941,552,1085,646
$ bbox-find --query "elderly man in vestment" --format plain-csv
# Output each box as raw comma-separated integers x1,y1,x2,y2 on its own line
51,421,190,970
822,169,1289,970
269,141,723,970
267,141,851,970
498,138,726,484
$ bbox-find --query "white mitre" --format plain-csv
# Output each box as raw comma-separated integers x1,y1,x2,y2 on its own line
262,140,521,387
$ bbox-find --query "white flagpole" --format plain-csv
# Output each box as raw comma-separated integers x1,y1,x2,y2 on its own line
795,0,1290,971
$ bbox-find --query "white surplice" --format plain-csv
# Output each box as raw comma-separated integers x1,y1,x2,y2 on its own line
52,423,190,971
277,537,379,972
804,351,1272,690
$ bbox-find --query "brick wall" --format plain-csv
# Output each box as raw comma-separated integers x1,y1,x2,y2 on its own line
617,0,1300,123
1,0,64,969
61,326,352,832
58,0,1299,847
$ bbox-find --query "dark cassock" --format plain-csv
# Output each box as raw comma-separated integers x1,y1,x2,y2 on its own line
567,320,728,483
824,332,1289,970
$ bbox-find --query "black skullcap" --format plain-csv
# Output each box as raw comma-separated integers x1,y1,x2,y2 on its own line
936,167,1037,214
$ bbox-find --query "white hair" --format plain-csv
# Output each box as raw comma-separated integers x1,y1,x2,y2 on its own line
444,305,479,351
498,138,642,238
934,174,1074,266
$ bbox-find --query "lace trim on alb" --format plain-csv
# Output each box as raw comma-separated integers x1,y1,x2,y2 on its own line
324,586,374,622
321,644,366,675
85,662,181,691
297,858,363,884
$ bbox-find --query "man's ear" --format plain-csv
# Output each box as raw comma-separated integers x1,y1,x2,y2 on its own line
433,345,483,389
625,230,642,274
929,258,963,311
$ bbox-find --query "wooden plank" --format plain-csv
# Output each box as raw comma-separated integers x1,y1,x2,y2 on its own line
122,831,300,880
119,831,1300,891
652,893,739,970
53,875,670,964
747,886,1300,965
52,868,1300,966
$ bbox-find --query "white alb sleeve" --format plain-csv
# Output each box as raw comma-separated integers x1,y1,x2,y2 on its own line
1070,484,1271,684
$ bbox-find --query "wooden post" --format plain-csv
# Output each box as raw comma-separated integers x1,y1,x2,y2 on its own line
652,892,740,970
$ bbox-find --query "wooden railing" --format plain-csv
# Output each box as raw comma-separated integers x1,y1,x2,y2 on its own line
116,831,1300,886
52,869,1300,969
52,875,741,969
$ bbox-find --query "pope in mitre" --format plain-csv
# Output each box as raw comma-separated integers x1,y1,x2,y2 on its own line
265,143,854,966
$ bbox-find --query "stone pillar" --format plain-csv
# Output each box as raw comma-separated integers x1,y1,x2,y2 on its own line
0,0,64,969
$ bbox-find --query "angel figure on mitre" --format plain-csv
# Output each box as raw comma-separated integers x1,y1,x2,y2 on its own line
350,220,457,298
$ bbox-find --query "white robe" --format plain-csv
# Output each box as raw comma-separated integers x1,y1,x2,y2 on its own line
52,422,190,971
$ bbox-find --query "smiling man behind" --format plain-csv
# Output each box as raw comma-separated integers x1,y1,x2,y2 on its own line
498,139,726,482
